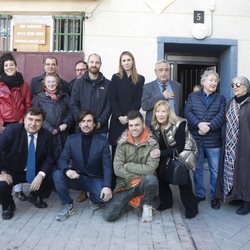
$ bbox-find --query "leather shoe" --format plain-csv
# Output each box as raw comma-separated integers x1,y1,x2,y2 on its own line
2,201,16,220
156,203,172,211
76,191,88,203
211,199,221,210
15,191,27,201
236,202,250,215
195,196,206,203
28,193,48,208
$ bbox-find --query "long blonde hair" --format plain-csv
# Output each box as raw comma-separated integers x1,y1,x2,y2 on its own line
117,51,139,84
151,100,178,126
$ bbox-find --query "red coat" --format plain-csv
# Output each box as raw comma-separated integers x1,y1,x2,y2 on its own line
0,80,32,126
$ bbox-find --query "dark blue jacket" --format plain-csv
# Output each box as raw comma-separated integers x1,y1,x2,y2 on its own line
184,90,226,148
57,132,112,188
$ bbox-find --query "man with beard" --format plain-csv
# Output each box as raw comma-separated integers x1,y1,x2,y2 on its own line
70,53,111,134
53,110,112,221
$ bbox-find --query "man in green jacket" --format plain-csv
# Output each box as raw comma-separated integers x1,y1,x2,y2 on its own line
104,110,159,223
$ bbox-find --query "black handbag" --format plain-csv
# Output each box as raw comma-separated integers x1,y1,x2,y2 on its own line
158,149,189,185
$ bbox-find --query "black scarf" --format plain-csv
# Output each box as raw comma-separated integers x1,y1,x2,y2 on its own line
234,93,249,103
0,72,24,89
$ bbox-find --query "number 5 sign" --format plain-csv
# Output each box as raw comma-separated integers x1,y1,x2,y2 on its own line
194,11,205,23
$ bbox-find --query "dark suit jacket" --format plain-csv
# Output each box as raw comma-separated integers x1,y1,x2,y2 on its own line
141,80,183,126
0,123,54,177
57,132,112,188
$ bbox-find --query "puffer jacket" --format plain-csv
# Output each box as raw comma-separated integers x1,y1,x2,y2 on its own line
152,117,198,171
32,90,73,160
32,90,72,132
0,80,31,126
114,128,159,191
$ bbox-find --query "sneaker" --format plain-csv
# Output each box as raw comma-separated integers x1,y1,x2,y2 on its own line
89,200,100,211
56,203,75,221
142,204,153,223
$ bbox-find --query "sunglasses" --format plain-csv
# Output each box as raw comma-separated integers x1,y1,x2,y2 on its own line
231,82,242,88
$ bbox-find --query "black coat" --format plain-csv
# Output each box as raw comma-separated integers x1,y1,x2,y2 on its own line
0,123,54,176
216,97,250,202
108,73,144,145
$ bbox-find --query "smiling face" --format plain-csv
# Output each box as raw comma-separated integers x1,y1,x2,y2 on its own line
44,75,58,92
4,60,17,76
44,58,58,74
232,81,248,97
202,73,219,95
121,54,133,72
155,105,169,125
128,117,144,139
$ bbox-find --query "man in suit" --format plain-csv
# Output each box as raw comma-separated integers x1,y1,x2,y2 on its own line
53,110,112,221
141,59,183,126
30,56,69,98
0,107,54,220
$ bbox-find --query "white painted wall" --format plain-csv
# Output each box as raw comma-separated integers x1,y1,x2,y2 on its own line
1,0,250,80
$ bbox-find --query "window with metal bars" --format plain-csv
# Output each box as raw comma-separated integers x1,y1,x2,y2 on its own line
0,15,11,51
53,16,83,51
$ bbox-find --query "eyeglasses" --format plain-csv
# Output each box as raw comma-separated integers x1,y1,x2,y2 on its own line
76,68,87,72
231,82,242,88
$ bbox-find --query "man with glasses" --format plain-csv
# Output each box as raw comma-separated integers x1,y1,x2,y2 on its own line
141,59,183,126
69,61,88,95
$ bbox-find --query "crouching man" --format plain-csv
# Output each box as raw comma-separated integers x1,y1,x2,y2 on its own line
53,110,112,221
104,111,159,223
0,107,54,220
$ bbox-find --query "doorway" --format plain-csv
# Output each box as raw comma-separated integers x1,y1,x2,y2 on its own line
157,37,237,101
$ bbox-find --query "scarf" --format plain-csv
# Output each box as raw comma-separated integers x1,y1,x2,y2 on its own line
44,88,58,101
223,99,240,200
0,72,24,89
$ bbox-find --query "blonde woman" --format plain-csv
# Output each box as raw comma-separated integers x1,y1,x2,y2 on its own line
151,100,198,219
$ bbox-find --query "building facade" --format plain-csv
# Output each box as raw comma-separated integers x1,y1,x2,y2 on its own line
0,0,250,99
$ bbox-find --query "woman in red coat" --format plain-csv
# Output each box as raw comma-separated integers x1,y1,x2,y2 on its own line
0,52,32,200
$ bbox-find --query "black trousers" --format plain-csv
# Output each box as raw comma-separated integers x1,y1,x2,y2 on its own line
158,175,198,217
0,172,53,210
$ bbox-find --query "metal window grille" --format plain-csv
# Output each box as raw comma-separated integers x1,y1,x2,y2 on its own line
53,16,83,51
0,15,11,51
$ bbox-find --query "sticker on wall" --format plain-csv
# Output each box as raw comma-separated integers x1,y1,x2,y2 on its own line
143,0,176,14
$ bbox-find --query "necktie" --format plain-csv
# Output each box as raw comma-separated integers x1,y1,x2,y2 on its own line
162,84,167,93
26,134,36,183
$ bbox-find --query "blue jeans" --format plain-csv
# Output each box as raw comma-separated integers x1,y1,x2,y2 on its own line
53,169,103,205
194,145,221,199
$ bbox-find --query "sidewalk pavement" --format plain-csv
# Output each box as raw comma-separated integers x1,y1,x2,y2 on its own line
0,169,250,250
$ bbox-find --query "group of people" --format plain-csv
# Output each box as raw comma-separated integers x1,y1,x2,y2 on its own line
0,51,249,223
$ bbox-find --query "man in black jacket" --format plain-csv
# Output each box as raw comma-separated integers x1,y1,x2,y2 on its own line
30,56,69,98
70,53,111,134
0,107,54,220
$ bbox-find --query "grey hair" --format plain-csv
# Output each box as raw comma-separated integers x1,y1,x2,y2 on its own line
200,70,220,85
155,59,170,69
232,75,250,93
